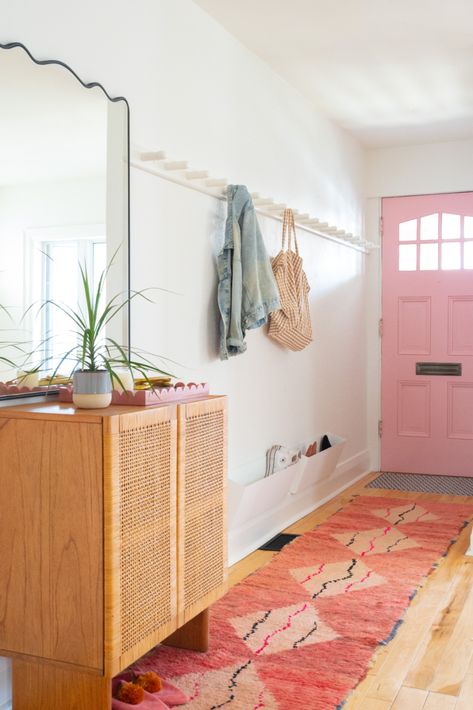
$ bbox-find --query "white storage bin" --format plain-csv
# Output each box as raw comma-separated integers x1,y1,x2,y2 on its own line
228,433,346,528
228,460,301,530
290,432,346,494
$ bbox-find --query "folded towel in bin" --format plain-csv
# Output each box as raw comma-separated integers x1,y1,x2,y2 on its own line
265,445,301,477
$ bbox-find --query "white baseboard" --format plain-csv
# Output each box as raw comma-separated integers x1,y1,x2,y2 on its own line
228,449,371,566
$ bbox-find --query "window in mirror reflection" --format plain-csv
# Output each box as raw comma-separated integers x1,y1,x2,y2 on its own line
28,230,106,374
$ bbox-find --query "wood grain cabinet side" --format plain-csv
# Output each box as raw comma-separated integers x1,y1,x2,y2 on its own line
0,416,103,671
0,396,227,708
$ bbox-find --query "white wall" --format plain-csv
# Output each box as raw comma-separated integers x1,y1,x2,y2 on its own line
366,138,473,198
0,0,371,700
1,0,365,231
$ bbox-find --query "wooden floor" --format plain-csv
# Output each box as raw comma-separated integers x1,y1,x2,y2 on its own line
228,472,473,710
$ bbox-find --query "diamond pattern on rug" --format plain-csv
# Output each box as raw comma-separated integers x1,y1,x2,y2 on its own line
333,526,419,556
368,472,473,496
230,601,338,655
291,558,385,598
371,502,438,526
172,661,279,709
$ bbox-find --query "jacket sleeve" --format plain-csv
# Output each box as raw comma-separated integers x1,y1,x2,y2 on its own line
226,220,246,351
240,205,281,331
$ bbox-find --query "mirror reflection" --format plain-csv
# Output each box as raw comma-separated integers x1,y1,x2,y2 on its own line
0,44,129,398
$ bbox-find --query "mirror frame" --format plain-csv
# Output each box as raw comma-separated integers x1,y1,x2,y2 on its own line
0,41,131,401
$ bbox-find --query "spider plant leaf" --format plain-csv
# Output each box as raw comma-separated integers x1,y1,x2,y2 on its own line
45,345,80,385
0,354,21,368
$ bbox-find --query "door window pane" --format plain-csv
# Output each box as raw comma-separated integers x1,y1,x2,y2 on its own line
420,243,438,270
464,241,473,269
399,244,417,271
399,219,417,241
464,216,473,239
420,213,438,240
442,213,461,240
441,242,461,270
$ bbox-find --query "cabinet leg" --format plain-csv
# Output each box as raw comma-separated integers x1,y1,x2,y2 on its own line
12,659,111,710
162,609,209,652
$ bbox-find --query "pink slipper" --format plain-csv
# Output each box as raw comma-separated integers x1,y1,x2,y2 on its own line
112,674,189,708
112,681,168,709
150,679,188,706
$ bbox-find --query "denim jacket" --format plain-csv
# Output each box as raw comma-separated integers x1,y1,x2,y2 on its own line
217,185,281,359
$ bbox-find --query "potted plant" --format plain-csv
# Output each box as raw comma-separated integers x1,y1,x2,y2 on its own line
36,253,172,409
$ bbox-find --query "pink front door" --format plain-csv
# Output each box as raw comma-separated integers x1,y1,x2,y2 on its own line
381,192,473,477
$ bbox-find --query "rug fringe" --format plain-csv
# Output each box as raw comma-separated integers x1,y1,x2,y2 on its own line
380,618,404,646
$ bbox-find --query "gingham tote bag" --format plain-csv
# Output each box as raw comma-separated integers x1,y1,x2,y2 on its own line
268,208,312,351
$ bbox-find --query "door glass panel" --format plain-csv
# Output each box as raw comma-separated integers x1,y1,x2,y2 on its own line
442,213,461,240
399,244,417,271
464,241,473,269
420,213,438,240
464,216,473,239
399,219,417,241
420,243,438,270
441,242,461,270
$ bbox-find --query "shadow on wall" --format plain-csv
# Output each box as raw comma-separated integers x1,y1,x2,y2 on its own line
206,200,226,360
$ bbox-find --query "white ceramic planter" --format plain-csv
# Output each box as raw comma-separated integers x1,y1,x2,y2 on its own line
72,370,112,409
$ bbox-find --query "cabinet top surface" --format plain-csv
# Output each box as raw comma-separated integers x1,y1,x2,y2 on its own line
0,396,225,422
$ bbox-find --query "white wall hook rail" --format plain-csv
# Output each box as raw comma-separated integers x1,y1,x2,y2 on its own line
186,169,209,180
130,147,377,253
206,178,227,187
265,203,287,212
163,160,188,171
140,150,167,161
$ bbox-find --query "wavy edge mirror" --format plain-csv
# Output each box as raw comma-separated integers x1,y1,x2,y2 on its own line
0,41,131,402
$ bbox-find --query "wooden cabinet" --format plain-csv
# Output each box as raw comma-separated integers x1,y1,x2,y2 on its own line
0,396,227,709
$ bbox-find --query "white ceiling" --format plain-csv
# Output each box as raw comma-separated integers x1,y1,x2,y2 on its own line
0,46,109,187
194,0,473,147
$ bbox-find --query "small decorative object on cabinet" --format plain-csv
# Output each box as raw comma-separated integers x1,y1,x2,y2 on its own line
58,381,210,406
0,395,227,709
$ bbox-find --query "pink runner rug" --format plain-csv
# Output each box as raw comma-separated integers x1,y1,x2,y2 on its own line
130,495,473,709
